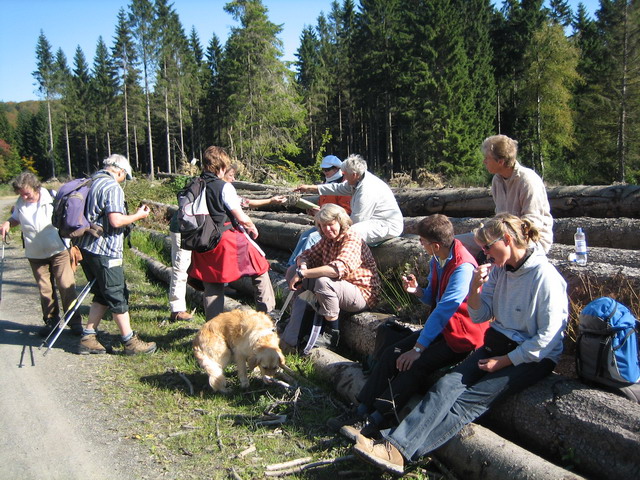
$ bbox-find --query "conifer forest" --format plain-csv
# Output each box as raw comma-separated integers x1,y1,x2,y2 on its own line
0,0,638,186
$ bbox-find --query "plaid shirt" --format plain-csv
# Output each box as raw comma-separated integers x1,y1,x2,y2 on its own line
299,229,380,307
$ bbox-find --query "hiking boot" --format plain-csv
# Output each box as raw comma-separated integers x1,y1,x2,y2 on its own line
38,317,59,337
353,435,405,475
79,333,107,354
170,311,193,322
327,408,365,432
123,333,157,355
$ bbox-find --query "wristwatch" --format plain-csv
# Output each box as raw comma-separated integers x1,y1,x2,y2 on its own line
413,346,422,354
296,268,305,279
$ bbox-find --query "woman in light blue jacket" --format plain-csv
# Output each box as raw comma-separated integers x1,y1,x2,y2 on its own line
353,213,568,475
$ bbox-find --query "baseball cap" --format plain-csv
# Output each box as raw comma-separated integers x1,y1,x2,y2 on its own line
104,154,133,180
320,155,342,169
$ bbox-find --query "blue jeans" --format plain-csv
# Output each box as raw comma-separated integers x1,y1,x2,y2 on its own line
357,332,468,420
382,347,555,461
287,227,321,266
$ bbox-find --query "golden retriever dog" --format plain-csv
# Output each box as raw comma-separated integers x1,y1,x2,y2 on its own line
193,309,285,393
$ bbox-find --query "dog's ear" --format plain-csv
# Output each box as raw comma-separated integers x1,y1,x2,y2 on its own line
247,353,258,370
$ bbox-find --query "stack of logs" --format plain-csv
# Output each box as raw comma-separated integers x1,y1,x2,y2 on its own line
139,180,640,480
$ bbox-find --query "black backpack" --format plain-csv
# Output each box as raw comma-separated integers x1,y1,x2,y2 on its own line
176,177,228,253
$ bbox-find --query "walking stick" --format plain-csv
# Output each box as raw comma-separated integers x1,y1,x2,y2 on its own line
40,278,95,355
0,239,5,304
276,289,295,324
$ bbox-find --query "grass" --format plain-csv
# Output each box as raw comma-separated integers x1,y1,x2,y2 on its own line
85,233,438,479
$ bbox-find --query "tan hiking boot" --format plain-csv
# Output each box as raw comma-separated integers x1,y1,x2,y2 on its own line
124,333,157,355
353,436,404,475
79,333,106,355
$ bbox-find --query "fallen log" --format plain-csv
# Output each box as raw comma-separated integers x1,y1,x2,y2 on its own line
309,348,585,480
406,216,640,250
138,206,640,306
226,181,640,219
328,312,640,480
145,200,640,250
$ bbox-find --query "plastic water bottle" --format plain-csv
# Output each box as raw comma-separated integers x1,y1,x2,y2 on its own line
574,227,587,266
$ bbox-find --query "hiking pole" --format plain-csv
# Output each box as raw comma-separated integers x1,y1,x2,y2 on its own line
0,240,5,304
40,278,95,355
276,289,295,324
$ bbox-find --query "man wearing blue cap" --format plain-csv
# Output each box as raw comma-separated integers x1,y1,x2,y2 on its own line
296,154,403,245
287,155,352,266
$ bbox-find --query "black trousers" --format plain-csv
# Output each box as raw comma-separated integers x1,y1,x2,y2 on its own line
356,331,469,421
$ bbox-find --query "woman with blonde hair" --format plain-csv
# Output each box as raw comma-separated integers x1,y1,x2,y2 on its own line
187,146,275,319
354,213,568,475
281,203,380,353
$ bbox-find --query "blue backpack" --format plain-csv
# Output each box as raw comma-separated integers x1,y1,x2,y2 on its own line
576,297,640,402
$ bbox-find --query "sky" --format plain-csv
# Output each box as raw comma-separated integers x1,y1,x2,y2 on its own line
0,0,602,103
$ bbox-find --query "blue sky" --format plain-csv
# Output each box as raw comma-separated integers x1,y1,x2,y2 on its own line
0,0,601,103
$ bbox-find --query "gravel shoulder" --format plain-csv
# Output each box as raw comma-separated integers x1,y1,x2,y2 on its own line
0,196,164,480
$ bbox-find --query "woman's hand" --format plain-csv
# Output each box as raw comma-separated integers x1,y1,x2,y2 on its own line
471,263,492,291
477,354,512,372
270,195,287,205
396,349,421,372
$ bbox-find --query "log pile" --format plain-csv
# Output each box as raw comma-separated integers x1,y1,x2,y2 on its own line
138,181,640,479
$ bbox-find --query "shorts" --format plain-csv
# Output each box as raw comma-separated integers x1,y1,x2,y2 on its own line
80,249,129,314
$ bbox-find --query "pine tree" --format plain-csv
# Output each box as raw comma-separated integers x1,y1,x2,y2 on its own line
91,36,118,160
33,30,57,178
53,48,73,176
520,21,580,179
129,0,158,179
112,7,141,164
203,33,224,148
220,0,305,170
69,47,94,174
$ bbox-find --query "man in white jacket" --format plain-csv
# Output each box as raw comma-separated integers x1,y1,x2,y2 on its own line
296,154,403,245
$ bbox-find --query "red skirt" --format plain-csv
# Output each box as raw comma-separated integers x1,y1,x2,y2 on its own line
188,227,270,284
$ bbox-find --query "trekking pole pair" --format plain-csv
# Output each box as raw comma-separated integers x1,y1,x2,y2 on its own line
39,278,96,356
0,238,5,304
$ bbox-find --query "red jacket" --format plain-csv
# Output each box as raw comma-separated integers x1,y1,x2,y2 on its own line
430,239,488,352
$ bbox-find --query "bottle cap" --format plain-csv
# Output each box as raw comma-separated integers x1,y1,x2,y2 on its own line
577,227,583,233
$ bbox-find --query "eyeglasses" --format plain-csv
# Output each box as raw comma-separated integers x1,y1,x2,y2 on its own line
321,167,336,172
481,236,503,253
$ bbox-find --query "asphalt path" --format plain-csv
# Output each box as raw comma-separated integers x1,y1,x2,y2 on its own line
0,196,162,480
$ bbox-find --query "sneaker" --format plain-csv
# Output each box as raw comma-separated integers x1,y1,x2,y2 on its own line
353,435,405,475
79,333,107,355
326,408,365,432
170,311,193,322
123,333,157,355
38,318,60,337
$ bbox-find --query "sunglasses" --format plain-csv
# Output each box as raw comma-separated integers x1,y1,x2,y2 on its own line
321,167,336,172
481,236,503,253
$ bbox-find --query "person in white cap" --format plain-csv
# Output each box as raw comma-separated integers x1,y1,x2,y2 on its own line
296,154,403,245
286,155,352,266
75,154,157,355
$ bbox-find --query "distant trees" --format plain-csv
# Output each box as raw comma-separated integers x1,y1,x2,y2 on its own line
2,0,638,185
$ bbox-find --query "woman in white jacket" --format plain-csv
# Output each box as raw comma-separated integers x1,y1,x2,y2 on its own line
0,172,82,336
353,213,568,475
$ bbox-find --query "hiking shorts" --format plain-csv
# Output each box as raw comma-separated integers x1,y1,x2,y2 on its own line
80,250,129,314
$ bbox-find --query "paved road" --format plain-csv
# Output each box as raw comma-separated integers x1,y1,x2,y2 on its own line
0,196,160,480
